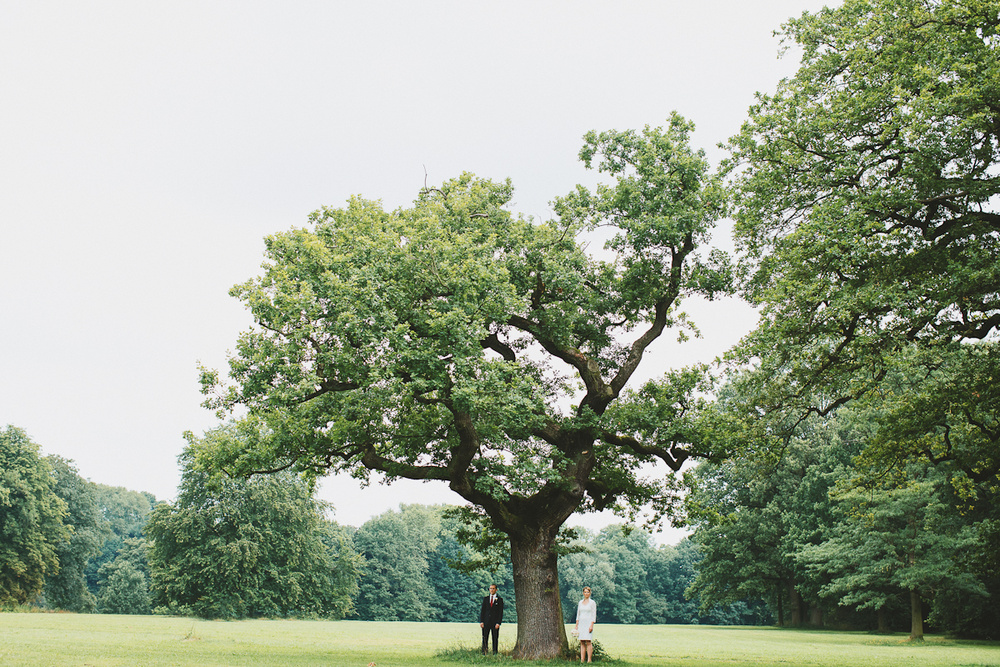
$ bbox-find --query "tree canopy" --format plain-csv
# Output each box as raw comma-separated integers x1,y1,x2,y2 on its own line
0,426,68,606
719,2,1000,586
146,430,359,619
684,401,998,639
200,113,730,658
724,0,1000,450
42,456,105,612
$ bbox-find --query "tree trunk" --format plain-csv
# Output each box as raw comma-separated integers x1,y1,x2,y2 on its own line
788,581,803,627
509,525,568,660
876,605,889,633
775,583,785,627
809,605,823,627
909,588,924,641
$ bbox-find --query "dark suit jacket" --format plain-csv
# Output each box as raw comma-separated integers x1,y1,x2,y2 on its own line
480,594,504,626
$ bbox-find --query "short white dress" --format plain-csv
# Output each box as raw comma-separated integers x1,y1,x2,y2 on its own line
576,599,597,640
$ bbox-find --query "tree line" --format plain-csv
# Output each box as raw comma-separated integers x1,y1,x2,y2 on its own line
683,401,999,640
1,425,358,618
341,503,764,626
2,404,996,640
1,424,759,625
1,425,156,614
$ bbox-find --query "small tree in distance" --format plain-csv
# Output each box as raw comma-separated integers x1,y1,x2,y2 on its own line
146,432,359,620
199,113,731,658
98,552,151,615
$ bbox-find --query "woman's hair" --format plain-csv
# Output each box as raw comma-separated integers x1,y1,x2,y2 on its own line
583,586,591,593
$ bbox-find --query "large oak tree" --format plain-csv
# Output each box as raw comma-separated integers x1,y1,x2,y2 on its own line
200,114,728,658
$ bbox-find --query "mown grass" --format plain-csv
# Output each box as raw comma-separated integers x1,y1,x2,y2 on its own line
1,614,998,666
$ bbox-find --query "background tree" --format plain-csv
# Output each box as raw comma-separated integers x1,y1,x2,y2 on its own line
684,410,864,627
347,504,516,623
646,539,692,624
685,457,801,626
557,526,764,626
428,508,514,624
685,399,995,637
0,426,68,606
84,483,156,600
597,526,654,624
41,456,105,612
937,514,1000,639
199,115,730,658
798,462,983,641
669,539,771,626
97,538,152,615
717,0,999,635
351,505,440,622
854,343,1000,637
561,526,667,625
318,520,362,621
146,428,359,619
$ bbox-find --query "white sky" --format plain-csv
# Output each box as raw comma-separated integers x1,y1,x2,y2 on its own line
1,1,829,544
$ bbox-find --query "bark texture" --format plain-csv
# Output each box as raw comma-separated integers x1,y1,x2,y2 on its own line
876,606,889,634
909,589,924,641
509,526,568,660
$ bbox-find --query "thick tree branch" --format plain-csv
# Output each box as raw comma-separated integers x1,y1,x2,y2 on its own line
507,314,610,402
610,234,694,396
298,379,361,404
358,441,451,482
480,332,516,362
599,431,693,471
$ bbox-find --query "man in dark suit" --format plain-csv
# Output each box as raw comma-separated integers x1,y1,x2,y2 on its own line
479,583,504,654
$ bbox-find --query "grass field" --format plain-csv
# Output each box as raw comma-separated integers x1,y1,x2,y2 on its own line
1,614,998,667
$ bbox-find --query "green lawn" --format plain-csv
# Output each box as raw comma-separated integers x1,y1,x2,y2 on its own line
1,614,998,666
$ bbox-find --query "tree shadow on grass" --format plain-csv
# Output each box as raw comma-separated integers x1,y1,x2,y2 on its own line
437,640,624,664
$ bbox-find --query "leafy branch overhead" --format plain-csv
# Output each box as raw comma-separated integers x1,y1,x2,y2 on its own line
724,0,1000,437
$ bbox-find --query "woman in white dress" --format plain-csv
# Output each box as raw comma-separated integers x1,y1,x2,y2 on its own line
574,586,597,663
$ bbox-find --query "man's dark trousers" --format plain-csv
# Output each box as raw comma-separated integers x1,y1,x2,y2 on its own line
480,594,504,654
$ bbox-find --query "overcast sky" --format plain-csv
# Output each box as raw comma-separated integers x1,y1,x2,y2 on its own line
1,1,829,542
